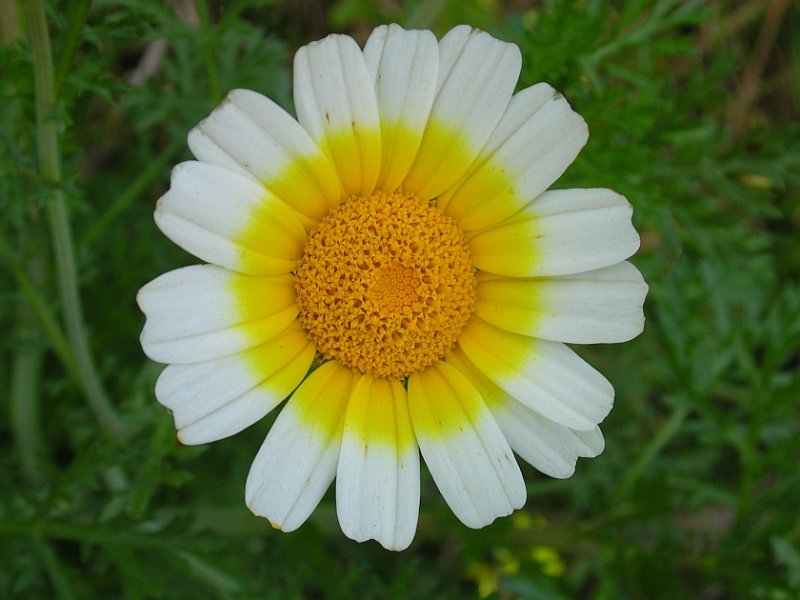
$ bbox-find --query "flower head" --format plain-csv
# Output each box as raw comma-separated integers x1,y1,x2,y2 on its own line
138,24,647,551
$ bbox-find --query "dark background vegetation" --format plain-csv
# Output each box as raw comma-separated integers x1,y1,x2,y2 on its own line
1,0,799,598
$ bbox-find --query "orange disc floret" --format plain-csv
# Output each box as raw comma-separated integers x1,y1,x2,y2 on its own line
295,192,477,380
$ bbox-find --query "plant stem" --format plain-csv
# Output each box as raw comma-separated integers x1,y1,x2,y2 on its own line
80,139,182,248
194,0,221,103
11,346,46,483
26,0,124,435
615,405,690,500
54,0,92,96
0,235,81,382
0,0,21,44
0,519,175,550
30,536,77,600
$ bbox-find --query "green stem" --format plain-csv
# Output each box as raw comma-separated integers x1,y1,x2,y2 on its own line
30,536,77,600
27,0,124,435
10,346,46,484
1,0,21,44
80,139,182,248
0,519,174,550
0,235,81,382
614,405,689,499
54,0,92,96
194,0,221,103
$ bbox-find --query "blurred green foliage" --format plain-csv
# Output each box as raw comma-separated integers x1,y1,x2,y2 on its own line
1,0,799,598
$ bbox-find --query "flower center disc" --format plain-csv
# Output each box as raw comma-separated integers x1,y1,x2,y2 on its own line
295,192,477,379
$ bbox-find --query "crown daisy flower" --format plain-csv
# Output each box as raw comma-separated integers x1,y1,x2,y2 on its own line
138,24,647,551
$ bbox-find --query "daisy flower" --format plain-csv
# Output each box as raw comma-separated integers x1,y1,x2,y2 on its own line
137,24,647,551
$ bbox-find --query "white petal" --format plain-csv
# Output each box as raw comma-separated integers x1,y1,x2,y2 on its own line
457,318,614,431
408,361,525,528
294,34,381,196
474,262,648,344
440,83,589,231
138,265,298,363
469,188,641,277
496,404,605,478
447,348,605,479
403,26,522,199
363,24,439,192
246,361,356,532
336,374,419,551
188,89,341,223
155,162,307,275
573,427,606,457
155,322,314,444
